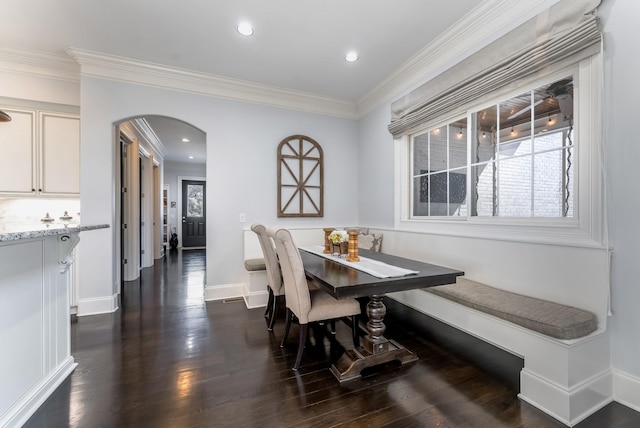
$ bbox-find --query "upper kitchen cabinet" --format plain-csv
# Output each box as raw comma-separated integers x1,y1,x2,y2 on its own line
0,107,80,197
40,112,80,195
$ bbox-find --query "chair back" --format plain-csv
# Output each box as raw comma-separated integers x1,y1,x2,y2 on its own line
269,227,312,324
250,224,282,295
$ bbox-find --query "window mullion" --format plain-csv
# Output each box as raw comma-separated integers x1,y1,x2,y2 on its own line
530,90,535,217
494,103,500,217
427,132,431,217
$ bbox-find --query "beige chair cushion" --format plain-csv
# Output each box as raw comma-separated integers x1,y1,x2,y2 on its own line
307,289,360,323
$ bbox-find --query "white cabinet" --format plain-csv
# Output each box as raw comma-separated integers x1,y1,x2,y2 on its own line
0,234,77,427
0,108,36,194
40,112,80,195
0,107,79,197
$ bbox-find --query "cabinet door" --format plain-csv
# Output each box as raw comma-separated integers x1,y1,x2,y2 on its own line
0,109,36,194
40,113,80,195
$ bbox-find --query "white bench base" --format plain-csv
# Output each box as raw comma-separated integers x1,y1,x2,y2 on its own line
389,289,611,427
243,270,269,309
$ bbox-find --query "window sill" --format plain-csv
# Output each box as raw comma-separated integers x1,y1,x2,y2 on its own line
394,217,606,249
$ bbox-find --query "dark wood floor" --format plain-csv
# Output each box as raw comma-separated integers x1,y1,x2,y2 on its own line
24,249,640,427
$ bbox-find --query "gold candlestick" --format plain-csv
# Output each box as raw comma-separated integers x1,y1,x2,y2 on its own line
323,228,335,254
346,229,360,262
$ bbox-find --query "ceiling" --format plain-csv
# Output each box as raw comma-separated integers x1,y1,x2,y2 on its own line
0,0,484,163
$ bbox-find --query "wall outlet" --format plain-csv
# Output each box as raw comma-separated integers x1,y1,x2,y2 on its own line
239,213,246,223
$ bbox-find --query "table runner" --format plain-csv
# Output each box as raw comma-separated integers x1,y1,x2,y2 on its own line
299,246,419,279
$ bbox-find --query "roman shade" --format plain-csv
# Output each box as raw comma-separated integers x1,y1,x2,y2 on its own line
388,0,602,139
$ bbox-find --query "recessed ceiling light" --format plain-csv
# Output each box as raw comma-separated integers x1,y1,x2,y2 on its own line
345,51,358,62
188,156,194,159
181,137,190,143
237,22,254,36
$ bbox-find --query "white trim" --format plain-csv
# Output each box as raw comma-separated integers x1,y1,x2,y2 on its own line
131,118,166,162
204,283,244,301
76,294,119,316
613,369,640,413
519,369,612,426
0,46,79,83
242,288,269,310
0,357,77,428
66,47,359,120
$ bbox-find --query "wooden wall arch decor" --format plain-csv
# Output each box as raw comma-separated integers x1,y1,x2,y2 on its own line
277,135,324,217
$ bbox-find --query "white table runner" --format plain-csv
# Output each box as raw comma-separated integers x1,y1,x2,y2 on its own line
300,246,419,279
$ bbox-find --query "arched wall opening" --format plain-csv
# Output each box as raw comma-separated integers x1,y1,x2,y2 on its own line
113,115,206,291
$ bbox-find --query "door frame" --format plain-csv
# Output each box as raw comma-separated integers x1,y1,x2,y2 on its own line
177,175,206,249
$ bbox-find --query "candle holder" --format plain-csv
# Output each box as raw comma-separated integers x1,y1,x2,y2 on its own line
323,228,335,254
346,229,360,262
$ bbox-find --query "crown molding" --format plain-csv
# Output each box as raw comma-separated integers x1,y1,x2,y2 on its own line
66,47,359,120
356,0,561,117
0,46,79,83
119,119,166,162
132,118,166,161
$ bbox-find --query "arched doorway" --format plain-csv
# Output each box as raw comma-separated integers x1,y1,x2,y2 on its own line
114,115,206,286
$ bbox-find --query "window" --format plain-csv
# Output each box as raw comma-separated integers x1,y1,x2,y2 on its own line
411,76,575,220
412,119,468,217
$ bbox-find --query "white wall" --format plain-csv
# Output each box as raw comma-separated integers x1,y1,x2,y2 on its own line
357,104,395,228
79,77,359,311
599,0,640,380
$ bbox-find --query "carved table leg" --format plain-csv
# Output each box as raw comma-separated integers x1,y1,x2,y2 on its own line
330,294,418,382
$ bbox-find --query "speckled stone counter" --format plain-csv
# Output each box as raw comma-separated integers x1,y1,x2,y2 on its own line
0,223,108,243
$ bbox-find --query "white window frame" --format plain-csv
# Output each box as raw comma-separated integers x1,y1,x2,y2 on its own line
395,55,604,248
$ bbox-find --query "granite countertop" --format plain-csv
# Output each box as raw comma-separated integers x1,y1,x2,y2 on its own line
0,223,109,242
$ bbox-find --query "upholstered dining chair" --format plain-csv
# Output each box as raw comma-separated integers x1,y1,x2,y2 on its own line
269,227,361,371
251,223,283,331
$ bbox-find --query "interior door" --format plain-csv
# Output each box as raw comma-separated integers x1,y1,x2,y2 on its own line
181,180,206,248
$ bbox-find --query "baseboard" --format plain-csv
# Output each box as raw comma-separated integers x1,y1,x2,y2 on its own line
613,369,640,413
0,357,77,428
204,283,244,301
242,285,269,309
520,368,612,426
77,294,119,316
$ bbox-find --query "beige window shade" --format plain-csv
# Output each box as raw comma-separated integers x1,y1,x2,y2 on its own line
388,0,602,139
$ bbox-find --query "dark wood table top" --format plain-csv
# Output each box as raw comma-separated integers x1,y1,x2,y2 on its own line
300,248,464,299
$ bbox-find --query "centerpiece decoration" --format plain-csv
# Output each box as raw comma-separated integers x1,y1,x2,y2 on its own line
323,228,335,253
346,229,360,262
328,229,349,257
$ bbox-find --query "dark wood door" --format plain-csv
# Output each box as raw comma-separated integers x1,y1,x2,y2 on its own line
181,180,206,247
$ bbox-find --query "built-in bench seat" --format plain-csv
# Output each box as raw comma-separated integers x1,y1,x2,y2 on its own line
390,276,610,426
425,277,597,340
243,258,268,308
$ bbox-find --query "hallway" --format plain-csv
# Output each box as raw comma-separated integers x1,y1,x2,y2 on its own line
23,250,640,427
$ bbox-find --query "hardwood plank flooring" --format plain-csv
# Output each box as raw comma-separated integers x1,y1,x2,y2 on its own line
24,249,640,427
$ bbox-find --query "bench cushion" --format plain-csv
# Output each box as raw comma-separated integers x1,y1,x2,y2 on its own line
425,277,598,340
244,258,266,272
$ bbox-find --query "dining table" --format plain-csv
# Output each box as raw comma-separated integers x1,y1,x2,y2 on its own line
299,247,464,382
